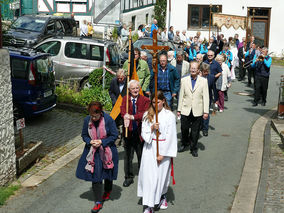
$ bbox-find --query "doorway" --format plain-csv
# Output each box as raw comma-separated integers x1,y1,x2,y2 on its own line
249,8,271,47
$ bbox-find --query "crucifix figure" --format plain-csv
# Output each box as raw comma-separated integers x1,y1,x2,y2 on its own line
141,29,169,157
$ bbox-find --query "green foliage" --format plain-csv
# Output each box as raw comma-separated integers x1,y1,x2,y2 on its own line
88,68,113,90
154,0,167,29
56,69,113,111
0,184,21,206
132,33,139,43
112,27,118,41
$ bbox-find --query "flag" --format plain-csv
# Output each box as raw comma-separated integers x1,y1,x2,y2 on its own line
110,38,142,120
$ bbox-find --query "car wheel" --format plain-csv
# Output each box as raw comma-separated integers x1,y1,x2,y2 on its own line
80,78,91,90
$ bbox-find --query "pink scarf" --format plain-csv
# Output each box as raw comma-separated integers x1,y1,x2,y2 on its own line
85,116,114,173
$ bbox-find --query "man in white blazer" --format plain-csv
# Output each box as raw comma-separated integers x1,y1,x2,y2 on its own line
170,50,190,78
177,61,209,157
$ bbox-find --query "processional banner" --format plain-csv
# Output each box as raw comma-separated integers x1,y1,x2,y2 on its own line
212,13,251,30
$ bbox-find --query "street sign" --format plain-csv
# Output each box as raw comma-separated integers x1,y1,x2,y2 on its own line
16,118,25,130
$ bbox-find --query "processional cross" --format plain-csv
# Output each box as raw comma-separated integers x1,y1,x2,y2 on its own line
141,29,169,157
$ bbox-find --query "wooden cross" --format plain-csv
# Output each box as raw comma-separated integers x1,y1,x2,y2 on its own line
141,29,169,158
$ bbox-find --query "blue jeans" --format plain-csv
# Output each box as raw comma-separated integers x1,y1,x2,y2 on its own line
163,91,173,109
202,114,210,132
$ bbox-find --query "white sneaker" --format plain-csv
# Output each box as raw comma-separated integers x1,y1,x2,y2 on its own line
144,207,154,213
219,109,223,113
159,198,168,210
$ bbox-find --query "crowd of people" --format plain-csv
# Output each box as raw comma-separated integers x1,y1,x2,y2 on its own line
75,19,272,213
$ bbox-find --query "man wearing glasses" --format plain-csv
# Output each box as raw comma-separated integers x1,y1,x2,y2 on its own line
204,50,222,79
149,53,180,109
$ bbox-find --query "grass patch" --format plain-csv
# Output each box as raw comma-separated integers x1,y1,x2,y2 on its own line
272,57,284,66
0,184,21,206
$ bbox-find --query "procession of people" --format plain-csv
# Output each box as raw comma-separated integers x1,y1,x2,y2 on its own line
76,18,272,213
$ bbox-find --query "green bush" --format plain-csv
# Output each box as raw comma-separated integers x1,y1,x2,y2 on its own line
89,68,113,90
55,69,113,111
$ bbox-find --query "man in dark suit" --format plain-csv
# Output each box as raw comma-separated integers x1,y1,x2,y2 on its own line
109,69,127,146
238,41,247,81
207,37,217,55
120,80,150,187
200,63,218,137
109,69,127,106
215,35,224,55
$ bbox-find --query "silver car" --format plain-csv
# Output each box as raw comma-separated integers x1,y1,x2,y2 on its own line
34,36,120,89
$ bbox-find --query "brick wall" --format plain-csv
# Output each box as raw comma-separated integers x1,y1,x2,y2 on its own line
0,49,16,186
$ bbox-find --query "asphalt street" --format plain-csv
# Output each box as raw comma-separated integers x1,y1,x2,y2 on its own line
1,66,282,213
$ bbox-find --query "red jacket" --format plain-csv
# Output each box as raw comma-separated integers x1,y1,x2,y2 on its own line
120,95,150,135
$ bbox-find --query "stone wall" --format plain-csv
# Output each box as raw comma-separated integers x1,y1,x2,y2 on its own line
0,49,16,186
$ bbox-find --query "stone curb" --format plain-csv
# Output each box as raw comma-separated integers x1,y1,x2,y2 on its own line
231,109,276,213
21,143,85,187
271,118,284,144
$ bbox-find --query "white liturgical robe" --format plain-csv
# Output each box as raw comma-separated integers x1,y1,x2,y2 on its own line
137,108,177,207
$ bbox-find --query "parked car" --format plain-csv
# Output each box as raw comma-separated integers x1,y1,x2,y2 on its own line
120,37,177,65
7,47,57,121
4,15,76,48
34,36,120,89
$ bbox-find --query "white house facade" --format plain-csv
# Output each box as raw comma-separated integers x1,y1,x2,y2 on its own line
166,0,284,56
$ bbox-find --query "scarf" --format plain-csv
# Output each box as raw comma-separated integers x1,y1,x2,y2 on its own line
85,116,114,173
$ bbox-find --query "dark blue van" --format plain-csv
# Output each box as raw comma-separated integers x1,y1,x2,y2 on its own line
8,47,57,120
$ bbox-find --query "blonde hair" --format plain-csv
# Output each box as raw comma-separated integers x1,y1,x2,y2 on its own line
215,54,224,62
144,91,171,123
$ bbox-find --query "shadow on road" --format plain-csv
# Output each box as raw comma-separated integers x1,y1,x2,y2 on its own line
79,184,122,201
243,107,271,117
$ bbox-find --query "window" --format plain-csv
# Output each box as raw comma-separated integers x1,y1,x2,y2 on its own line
65,42,88,59
188,5,222,29
107,45,119,66
46,20,55,33
11,58,28,79
146,14,149,24
36,41,61,56
90,45,104,61
131,16,136,31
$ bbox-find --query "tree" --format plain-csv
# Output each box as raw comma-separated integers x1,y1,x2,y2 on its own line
153,0,167,29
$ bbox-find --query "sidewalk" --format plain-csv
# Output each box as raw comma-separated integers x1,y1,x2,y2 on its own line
231,110,284,213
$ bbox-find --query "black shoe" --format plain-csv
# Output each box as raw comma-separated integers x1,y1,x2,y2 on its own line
123,179,134,187
178,145,188,152
247,83,251,87
224,96,228,101
252,102,258,107
238,78,242,81
261,102,266,106
202,131,208,137
191,150,198,157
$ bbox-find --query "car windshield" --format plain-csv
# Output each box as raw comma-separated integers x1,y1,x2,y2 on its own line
10,16,46,32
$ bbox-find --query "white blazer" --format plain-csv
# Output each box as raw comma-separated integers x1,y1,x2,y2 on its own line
178,75,209,117
171,60,190,77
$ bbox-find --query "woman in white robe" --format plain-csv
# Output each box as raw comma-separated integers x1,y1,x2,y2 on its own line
138,91,177,213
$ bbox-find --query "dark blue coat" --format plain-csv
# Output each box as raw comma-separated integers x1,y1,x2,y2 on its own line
76,112,118,182
149,63,180,94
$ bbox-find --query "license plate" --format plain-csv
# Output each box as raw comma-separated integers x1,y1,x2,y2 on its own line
44,90,52,98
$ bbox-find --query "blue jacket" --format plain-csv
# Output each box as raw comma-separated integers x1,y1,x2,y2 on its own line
76,113,118,182
251,55,272,77
206,73,218,104
149,63,180,94
219,50,233,69
150,24,158,37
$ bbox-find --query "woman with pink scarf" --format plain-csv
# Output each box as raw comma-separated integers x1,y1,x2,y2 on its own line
76,101,118,213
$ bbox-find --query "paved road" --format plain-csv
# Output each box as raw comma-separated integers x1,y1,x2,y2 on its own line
1,66,282,213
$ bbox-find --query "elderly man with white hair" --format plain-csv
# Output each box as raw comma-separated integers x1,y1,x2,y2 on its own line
170,50,190,78
180,30,188,43
120,80,150,187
